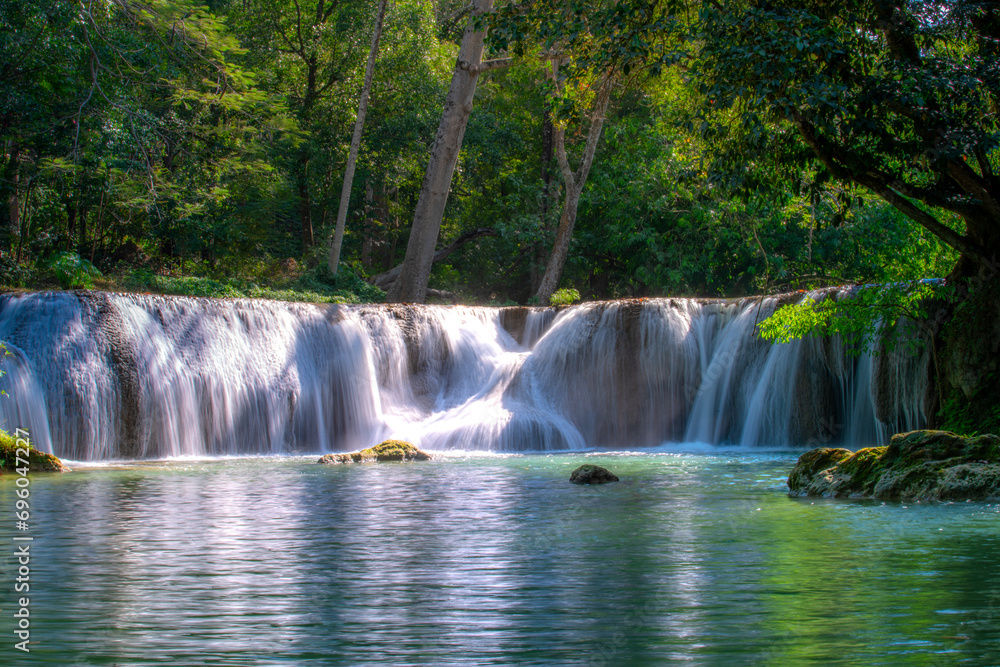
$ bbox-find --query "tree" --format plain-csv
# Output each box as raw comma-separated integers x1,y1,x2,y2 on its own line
689,0,1000,281
486,0,683,303
328,0,389,274
386,0,509,303
232,0,375,255
533,65,615,303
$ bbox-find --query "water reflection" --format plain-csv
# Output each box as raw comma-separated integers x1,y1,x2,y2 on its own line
0,454,998,665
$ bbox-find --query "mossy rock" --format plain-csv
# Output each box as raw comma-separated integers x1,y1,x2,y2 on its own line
0,431,69,473
788,430,1000,501
569,464,620,484
318,439,431,465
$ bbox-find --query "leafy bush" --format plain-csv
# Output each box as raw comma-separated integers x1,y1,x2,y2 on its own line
0,253,35,287
550,287,581,307
44,252,102,289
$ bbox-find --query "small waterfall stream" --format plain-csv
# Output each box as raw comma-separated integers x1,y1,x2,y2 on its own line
0,290,929,460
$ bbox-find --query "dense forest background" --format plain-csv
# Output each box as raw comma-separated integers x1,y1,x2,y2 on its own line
0,0,983,305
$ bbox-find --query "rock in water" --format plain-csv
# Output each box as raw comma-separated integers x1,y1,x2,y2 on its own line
0,432,68,473
788,430,1000,501
318,439,431,464
570,464,620,484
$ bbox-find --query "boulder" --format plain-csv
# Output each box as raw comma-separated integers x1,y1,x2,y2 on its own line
318,439,431,465
0,432,69,473
569,464,620,485
788,430,1000,501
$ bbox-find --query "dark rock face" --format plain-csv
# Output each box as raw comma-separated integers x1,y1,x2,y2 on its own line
569,464,620,484
319,439,431,464
788,430,1000,501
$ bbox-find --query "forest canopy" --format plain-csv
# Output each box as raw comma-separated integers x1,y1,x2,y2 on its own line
2,0,990,304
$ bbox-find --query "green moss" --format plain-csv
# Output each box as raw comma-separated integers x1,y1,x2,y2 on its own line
319,440,431,464
0,431,67,473
787,447,852,491
789,430,1000,501
835,446,888,494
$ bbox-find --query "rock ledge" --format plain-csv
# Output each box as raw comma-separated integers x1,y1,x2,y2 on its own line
788,430,1000,501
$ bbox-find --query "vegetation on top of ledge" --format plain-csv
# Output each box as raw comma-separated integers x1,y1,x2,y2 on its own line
318,439,432,464
788,430,1000,502
0,430,68,473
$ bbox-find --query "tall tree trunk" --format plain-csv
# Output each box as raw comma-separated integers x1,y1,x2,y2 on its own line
532,102,556,294
534,72,613,305
387,0,505,303
361,179,376,268
2,145,19,254
8,174,20,259
79,205,88,254
66,200,77,252
329,0,388,274
298,150,314,253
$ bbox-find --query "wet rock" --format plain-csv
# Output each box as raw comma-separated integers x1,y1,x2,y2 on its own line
788,430,1000,501
318,439,431,464
0,432,68,473
569,464,620,484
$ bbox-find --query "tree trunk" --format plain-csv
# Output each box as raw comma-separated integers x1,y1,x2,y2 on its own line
361,179,376,268
532,101,556,294
328,0,388,274
298,152,314,253
374,227,499,289
534,71,613,305
952,211,1000,281
8,178,20,259
386,0,495,303
66,200,77,252
2,146,19,254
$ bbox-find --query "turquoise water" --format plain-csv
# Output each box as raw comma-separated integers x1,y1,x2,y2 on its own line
2,452,999,666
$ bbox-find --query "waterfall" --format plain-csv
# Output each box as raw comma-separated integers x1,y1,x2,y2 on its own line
0,290,929,460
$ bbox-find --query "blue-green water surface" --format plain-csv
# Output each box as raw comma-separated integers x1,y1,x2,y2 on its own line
2,452,999,666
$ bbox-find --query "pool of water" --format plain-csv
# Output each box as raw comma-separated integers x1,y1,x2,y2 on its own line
2,451,999,665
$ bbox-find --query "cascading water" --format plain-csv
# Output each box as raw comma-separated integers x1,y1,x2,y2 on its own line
0,289,929,460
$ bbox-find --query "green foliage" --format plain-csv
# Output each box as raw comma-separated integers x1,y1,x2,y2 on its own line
0,254,36,288
687,0,999,261
0,0,984,308
122,267,385,304
44,252,102,290
757,281,938,354
549,287,581,307
937,389,1000,438
0,429,66,472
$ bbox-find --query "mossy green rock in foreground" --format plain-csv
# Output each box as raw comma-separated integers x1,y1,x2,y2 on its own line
318,440,431,464
0,431,68,473
788,430,1000,501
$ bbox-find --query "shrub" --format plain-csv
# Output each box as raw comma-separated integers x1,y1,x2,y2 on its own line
44,252,102,289
549,287,581,307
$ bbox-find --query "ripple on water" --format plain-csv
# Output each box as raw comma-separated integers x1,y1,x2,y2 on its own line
1,452,999,665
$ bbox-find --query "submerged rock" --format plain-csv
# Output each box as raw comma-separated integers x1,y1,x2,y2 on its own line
0,431,68,473
318,439,431,465
788,430,1000,501
569,464,620,484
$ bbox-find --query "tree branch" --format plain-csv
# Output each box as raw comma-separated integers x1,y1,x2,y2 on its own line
465,58,512,74
372,228,499,288
791,110,980,258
